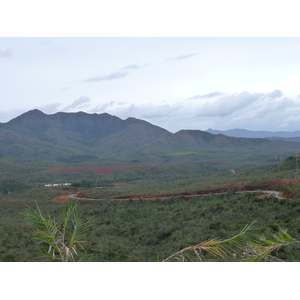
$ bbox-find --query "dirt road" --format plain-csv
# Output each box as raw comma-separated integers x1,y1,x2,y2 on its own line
63,190,285,202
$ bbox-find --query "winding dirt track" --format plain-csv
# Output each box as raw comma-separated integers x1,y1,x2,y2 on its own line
51,190,285,203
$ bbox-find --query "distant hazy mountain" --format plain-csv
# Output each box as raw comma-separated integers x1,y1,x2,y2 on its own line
206,128,300,139
0,109,300,162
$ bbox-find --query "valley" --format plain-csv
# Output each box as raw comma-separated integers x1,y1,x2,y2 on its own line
1,110,300,261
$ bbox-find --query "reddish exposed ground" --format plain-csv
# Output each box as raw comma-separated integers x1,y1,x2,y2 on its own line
52,194,73,203
45,165,156,174
257,179,300,192
52,192,88,202
50,179,300,203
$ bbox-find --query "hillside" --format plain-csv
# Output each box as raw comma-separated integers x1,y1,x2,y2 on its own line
1,109,300,163
0,110,170,161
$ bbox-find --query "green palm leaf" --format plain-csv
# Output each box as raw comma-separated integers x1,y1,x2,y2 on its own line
24,201,92,262
162,221,298,262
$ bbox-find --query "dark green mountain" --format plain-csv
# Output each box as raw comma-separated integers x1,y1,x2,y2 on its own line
1,109,300,162
0,110,171,161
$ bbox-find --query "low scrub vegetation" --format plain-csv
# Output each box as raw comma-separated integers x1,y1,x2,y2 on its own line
0,154,300,261
1,191,300,262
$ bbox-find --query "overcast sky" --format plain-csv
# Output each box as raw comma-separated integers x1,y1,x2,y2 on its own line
1,39,300,133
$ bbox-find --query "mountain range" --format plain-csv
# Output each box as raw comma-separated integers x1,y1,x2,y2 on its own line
206,128,300,141
1,109,300,162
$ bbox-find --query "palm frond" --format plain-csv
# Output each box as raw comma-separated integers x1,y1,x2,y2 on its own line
24,201,92,262
24,203,61,246
163,221,262,262
242,228,298,262
69,209,93,248
61,201,79,231
163,221,299,262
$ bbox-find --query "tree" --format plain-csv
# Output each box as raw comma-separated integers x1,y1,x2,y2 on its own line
24,201,93,262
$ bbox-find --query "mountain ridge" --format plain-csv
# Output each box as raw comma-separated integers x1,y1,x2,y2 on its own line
1,109,300,162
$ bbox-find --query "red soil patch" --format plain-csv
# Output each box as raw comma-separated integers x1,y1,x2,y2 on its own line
259,179,300,191
282,190,297,198
75,192,88,199
51,192,87,202
45,165,156,174
52,194,72,203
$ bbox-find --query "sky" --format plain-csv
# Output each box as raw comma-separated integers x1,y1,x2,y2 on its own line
1,2,300,135
1,37,300,133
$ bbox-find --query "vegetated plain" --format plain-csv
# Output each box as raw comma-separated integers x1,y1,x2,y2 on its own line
1,110,300,261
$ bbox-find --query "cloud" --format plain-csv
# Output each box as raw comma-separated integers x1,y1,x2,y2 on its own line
189,91,224,99
196,91,264,117
280,115,300,128
61,87,71,91
232,96,294,122
0,48,13,58
64,96,90,110
88,101,181,122
265,89,282,99
72,97,90,107
126,103,180,119
122,63,149,70
89,101,115,112
81,89,295,132
39,103,62,114
84,72,129,82
167,53,198,62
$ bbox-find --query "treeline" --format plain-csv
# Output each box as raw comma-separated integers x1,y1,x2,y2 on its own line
71,179,113,188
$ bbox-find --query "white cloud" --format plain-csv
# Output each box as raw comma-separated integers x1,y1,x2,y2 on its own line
166,53,198,62
196,91,264,117
84,72,129,82
265,89,282,99
1,88,299,134
64,97,90,111
232,96,294,122
89,101,116,112
189,91,224,99
39,103,62,114
280,115,300,128
77,89,300,132
122,63,149,70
